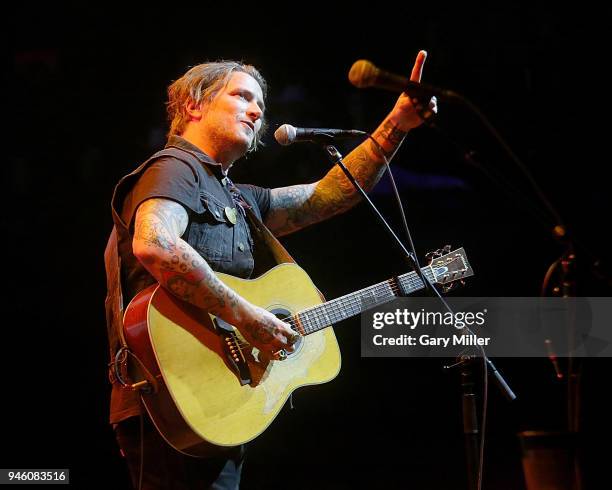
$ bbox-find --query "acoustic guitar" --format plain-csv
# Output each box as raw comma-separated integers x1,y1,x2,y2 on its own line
123,247,473,456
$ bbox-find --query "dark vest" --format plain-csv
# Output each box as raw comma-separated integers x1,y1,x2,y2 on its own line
104,146,294,424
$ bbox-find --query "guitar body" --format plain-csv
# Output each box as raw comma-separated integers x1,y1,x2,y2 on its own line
123,263,341,455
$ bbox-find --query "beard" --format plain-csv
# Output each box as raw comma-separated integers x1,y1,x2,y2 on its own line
208,120,252,165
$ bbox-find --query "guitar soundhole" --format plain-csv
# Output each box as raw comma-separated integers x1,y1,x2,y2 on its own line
270,307,303,357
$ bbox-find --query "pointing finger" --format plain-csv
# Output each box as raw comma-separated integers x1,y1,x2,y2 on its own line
410,50,427,83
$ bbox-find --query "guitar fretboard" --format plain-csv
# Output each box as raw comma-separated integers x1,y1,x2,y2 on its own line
294,266,436,335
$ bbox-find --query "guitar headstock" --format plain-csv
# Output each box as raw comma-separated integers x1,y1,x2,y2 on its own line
427,246,474,291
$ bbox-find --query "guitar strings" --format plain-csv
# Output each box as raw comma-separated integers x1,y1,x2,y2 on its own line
230,272,433,351
229,281,400,350
230,272,431,349
293,271,432,333
232,272,429,348
294,271,430,328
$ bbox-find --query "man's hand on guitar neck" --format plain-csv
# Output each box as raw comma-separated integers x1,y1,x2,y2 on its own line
132,197,298,358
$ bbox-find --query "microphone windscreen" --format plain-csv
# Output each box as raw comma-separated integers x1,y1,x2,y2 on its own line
274,124,296,146
348,60,379,88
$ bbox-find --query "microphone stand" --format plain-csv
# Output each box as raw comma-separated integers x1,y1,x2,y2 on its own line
320,142,515,490
423,116,588,489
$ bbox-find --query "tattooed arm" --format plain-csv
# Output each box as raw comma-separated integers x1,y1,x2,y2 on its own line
132,198,297,355
265,50,437,237
265,117,410,236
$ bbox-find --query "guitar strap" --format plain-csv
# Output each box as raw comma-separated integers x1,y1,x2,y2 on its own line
105,226,157,396
236,192,296,267
247,208,295,261
220,171,296,270
104,226,127,365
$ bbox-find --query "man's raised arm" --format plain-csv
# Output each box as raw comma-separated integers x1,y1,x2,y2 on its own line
265,50,436,237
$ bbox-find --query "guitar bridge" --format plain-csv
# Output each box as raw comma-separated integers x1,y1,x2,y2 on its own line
213,317,252,386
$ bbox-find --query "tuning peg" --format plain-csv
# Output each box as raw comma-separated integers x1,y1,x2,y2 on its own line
426,247,445,263
425,250,439,264
442,245,452,255
442,282,456,293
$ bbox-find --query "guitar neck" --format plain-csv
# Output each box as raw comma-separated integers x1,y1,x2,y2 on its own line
294,266,436,335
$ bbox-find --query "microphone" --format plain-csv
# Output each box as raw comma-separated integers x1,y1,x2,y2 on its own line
348,59,455,100
274,124,367,146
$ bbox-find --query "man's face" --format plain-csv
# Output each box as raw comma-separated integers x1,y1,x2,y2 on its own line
200,72,265,162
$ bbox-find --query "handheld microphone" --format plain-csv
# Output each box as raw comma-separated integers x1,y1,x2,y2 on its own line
348,59,455,100
274,124,367,146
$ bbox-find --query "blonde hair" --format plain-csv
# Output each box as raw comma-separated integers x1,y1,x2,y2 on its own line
166,61,268,152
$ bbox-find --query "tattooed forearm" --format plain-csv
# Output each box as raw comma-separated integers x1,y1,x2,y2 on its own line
374,119,408,157
266,129,393,236
326,144,386,197
266,113,412,236
132,198,248,324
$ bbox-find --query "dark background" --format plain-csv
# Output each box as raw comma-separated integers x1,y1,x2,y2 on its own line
6,2,612,489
